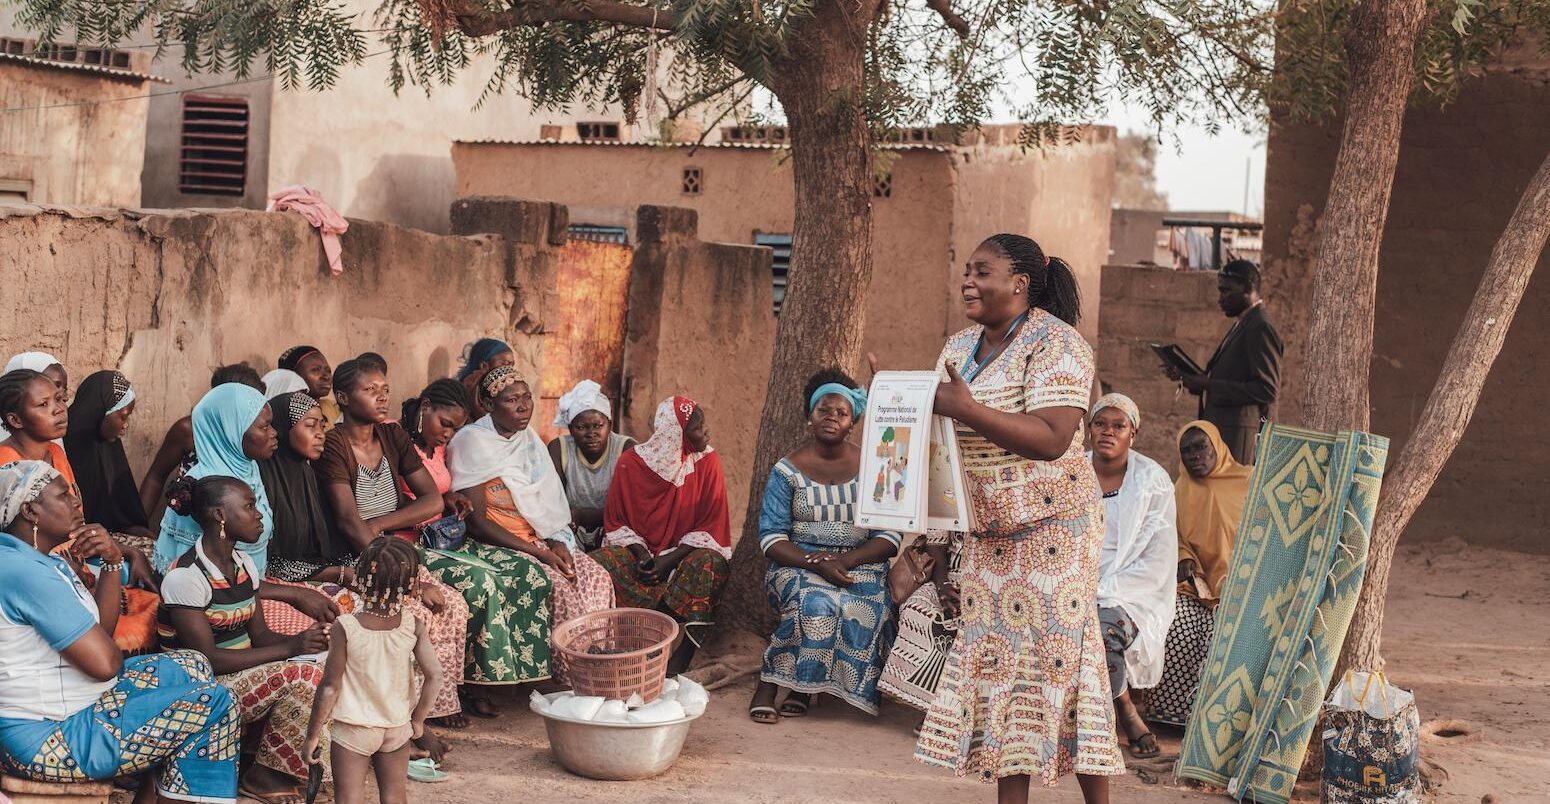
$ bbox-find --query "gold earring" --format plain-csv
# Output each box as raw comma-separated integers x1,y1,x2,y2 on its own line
31,522,39,546
218,520,227,540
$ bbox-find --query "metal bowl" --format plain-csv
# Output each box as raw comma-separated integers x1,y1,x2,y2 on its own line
530,699,702,781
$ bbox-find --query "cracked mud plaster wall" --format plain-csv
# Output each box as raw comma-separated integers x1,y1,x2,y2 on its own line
0,205,554,476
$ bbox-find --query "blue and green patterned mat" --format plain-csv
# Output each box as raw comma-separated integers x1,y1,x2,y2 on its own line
1177,424,1390,803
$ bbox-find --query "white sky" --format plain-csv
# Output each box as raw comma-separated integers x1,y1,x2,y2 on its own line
1102,105,1268,216
753,84,1269,218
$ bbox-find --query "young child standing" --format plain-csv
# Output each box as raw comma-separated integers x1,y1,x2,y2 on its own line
303,537,441,804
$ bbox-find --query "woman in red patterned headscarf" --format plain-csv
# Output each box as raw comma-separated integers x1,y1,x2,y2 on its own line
592,396,729,669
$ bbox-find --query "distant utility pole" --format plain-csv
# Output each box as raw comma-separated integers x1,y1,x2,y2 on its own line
1243,156,1251,216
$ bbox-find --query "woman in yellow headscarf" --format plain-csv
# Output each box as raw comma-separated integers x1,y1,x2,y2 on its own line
1149,420,1251,726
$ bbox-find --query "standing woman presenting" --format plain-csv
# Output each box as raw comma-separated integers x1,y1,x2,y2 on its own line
912,234,1123,803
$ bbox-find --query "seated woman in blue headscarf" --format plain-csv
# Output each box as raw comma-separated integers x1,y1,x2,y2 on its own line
153,383,343,633
457,338,514,418
0,460,239,803
747,370,899,723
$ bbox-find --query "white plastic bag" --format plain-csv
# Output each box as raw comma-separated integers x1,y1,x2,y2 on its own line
528,690,552,714
550,695,606,721
592,700,631,722
626,698,687,724
674,674,710,717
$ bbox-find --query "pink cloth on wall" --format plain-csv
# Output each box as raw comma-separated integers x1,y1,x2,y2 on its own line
267,184,348,275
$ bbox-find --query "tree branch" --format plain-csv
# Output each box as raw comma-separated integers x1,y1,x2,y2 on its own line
660,75,752,119
1372,146,1550,549
450,0,678,37
923,0,970,37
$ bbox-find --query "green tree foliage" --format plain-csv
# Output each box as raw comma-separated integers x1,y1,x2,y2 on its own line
1272,0,1550,121
15,0,1545,137
14,0,1276,136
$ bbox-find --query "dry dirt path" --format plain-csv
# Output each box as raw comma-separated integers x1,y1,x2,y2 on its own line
211,540,1547,803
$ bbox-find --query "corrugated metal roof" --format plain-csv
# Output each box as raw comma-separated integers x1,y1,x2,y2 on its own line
456,138,952,153
0,51,168,84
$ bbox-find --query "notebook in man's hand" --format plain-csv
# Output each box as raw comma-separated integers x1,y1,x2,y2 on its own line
1150,343,1205,376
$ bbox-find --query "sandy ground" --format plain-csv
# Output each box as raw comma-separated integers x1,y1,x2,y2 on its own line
224,541,1547,803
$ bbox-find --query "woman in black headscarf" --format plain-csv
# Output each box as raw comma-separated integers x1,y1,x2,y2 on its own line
64,370,151,545
61,369,161,653
257,390,354,636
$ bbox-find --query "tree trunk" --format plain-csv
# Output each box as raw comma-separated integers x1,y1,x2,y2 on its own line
1339,147,1550,671
1299,0,1430,433
1294,0,1429,777
715,1,876,633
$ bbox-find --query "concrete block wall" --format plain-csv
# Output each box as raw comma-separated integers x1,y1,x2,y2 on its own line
1097,264,1228,470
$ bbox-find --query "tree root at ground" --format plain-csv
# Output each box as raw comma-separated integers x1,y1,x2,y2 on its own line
683,625,766,691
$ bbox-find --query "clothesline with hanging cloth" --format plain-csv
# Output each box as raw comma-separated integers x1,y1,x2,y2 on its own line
1176,423,1390,804
267,184,348,275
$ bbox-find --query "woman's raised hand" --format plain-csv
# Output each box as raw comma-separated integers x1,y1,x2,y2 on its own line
68,524,122,566
932,363,974,420
866,352,882,380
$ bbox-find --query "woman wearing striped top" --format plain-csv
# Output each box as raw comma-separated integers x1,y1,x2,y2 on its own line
158,475,330,803
748,370,899,723
316,360,471,748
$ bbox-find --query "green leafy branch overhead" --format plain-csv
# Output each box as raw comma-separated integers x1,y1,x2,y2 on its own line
12,0,1547,138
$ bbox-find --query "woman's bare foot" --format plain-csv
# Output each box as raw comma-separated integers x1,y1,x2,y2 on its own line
428,712,469,730
460,692,500,718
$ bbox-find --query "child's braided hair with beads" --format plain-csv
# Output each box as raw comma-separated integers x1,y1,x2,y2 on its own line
356,536,420,614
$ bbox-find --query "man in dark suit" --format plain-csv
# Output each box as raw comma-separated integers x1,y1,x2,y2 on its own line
1165,260,1283,464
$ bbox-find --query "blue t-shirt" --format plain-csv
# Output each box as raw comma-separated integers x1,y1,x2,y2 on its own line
0,533,114,721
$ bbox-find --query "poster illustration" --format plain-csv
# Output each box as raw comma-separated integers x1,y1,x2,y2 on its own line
926,416,975,532
857,371,971,534
870,425,912,509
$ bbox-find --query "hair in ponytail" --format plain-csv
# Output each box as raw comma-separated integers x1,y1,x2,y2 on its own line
982,233,1082,326
167,474,246,529
1038,257,1082,326
401,378,473,446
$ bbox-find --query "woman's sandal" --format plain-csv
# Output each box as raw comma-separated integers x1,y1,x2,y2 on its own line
749,705,780,724
778,694,810,718
408,758,450,784
1130,731,1161,759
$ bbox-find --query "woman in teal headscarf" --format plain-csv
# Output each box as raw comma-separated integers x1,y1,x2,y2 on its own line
153,383,341,626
